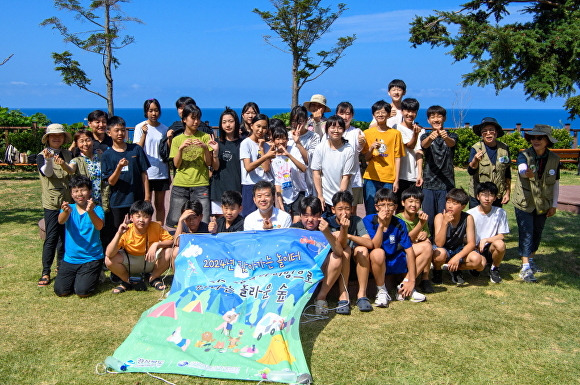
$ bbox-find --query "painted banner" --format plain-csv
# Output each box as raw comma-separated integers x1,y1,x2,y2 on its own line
106,228,329,383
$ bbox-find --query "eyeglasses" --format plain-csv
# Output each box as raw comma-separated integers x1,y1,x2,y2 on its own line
529,135,546,141
375,203,396,209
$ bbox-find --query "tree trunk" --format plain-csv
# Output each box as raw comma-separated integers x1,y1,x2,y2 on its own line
104,0,114,116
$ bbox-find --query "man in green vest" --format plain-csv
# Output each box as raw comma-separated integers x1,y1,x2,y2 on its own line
468,117,511,209
513,124,560,283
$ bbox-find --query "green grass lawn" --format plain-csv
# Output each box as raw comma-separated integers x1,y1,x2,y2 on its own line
0,170,578,385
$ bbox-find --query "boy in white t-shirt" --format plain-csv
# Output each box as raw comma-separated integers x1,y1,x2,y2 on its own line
466,182,509,283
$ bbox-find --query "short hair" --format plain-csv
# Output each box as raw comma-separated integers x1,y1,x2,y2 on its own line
69,174,92,190
388,79,407,92
324,115,346,134
374,188,397,204
299,196,322,215
176,96,196,109
331,190,353,207
107,116,126,130
271,124,289,141
221,190,242,207
218,107,240,142
401,186,424,203
253,180,275,196
446,188,469,205
181,104,202,122
143,98,161,119
336,101,355,116
181,200,203,216
476,181,499,196
372,100,392,115
401,98,420,112
427,105,447,118
87,110,108,123
290,105,308,127
130,200,154,216
73,129,93,144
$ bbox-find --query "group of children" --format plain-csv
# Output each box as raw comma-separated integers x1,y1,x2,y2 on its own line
36,81,561,312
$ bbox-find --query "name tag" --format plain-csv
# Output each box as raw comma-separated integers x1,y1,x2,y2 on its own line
121,165,129,172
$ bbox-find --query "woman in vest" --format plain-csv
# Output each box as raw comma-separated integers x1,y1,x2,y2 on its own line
467,117,511,208
513,124,560,283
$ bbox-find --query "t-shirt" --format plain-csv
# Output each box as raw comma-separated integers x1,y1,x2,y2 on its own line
343,125,364,188
395,212,430,238
117,221,173,256
420,131,458,190
216,215,245,233
133,121,169,180
271,145,307,204
466,206,509,245
288,130,320,197
181,221,209,234
101,143,151,209
169,131,212,188
363,214,412,255
362,127,405,183
240,138,272,185
395,123,425,182
62,204,105,264
323,213,368,249
210,139,242,202
310,140,356,204
244,207,292,231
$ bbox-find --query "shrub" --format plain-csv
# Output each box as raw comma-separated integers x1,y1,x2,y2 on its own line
497,131,529,161
551,128,573,149
7,130,45,155
452,127,479,165
0,107,50,127
271,112,290,127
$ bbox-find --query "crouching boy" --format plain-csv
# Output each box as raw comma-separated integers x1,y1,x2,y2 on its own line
54,175,105,297
433,188,485,286
105,200,173,294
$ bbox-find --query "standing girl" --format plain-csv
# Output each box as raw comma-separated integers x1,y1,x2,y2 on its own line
240,102,260,138
239,114,276,217
134,98,170,224
210,107,242,216
167,104,218,226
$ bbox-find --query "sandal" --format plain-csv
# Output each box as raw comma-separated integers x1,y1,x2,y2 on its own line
37,275,51,287
112,282,131,294
356,297,373,312
149,277,166,291
335,300,351,315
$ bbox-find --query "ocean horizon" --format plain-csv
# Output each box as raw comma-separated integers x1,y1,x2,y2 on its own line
15,107,574,130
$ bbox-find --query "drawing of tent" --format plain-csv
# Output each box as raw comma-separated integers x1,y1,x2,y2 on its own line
257,335,296,365
147,301,177,319
182,300,203,314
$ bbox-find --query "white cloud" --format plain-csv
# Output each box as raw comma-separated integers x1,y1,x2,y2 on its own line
10,81,28,86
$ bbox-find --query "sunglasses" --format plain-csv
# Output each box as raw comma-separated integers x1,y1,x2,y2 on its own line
528,135,546,141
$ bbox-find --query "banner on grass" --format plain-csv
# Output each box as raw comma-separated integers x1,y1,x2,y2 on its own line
108,228,328,383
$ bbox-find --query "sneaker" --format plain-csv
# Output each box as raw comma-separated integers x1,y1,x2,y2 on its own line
489,268,502,284
409,289,427,302
450,270,466,286
441,264,449,271
374,289,391,308
314,299,328,315
418,279,435,294
529,259,542,273
520,268,537,283
432,270,443,284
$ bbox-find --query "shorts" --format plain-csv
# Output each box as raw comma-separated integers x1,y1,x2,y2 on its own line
386,250,408,275
283,191,305,215
149,178,170,192
120,248,163,275
480,243,493,264
211,200,223,215
351,187,363,206
445,246,464,261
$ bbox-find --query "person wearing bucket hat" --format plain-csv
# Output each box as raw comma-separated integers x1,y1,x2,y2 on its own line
467,117,511,208
513,124,560,283
303,94,330,139
37,123,74,287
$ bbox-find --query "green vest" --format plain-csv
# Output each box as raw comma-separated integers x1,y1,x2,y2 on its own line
512,148,560,214
38,150,73,210
468,142,510,198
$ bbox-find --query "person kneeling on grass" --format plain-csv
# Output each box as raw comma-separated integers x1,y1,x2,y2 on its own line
290,196,349,315
54,175,104,298
433,188,486,286
105,200,173,294
363,188,424,308
467,182,509,284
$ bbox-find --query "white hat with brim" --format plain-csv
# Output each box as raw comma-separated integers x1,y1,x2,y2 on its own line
303,94,331,113
42,123,72,145
524,124,558,145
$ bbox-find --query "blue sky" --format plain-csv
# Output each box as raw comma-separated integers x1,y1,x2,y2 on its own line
0,0,569,111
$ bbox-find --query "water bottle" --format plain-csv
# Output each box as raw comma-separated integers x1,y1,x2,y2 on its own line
104,356,127,372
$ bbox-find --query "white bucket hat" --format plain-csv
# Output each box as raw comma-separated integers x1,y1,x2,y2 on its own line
42,124,72,144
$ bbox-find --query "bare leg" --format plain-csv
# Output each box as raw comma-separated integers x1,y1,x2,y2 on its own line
316,251,343,301
353,246,370,299
154,190,166,225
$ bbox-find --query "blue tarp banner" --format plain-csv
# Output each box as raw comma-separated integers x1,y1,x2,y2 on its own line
107,228,329,383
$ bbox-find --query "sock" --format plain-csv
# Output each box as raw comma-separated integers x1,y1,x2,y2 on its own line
522,263,530,271
377,284,387,293
491,265,498,271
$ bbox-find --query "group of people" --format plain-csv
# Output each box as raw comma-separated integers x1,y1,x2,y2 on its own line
36,79,561,315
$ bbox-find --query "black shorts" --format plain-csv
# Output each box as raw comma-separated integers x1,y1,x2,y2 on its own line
480,243,493,264
283,191,305,215
149,178,170,192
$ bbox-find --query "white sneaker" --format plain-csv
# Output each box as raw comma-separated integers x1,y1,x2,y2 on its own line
409,289,426,302
314,299,328,315
375,290,391,308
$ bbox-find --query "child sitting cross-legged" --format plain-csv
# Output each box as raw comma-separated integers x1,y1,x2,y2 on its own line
105,200,173,294
54,175,105,297
363,188,425,308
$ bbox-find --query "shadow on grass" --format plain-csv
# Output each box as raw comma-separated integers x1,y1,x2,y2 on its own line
0,209,42,226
